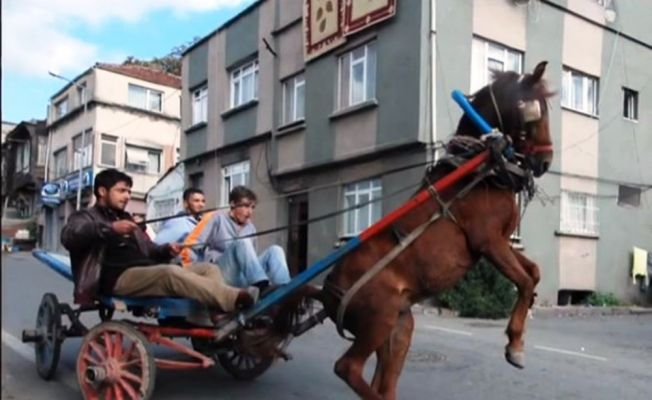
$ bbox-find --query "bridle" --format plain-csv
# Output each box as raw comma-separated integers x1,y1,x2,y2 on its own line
488,80,553,157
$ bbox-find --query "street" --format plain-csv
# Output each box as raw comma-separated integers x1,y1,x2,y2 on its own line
2,252,650,400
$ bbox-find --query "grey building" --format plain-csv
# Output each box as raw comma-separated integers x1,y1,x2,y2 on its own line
181,0,651,304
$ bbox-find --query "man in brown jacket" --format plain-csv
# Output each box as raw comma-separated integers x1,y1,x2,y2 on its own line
61,168,257,313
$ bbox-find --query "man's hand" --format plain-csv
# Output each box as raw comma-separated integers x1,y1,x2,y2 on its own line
112,220,139,235
168,243,182,256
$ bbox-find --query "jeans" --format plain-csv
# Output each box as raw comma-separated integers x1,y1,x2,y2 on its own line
217,239,291,287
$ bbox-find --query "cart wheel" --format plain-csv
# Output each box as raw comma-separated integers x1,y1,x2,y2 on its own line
77,321,156,400
217,348,274,381
35,293,62,380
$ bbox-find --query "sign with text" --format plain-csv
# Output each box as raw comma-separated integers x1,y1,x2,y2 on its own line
304,0,345,62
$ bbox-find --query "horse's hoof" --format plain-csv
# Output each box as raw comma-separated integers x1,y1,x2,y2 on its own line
505,347,525,369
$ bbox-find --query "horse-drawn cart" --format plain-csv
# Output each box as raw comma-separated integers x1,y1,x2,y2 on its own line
22,66,554,399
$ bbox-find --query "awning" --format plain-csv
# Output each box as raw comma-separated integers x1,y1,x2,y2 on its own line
126,147,149,165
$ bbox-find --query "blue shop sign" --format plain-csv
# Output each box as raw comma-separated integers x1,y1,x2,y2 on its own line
66,169,93,196
40,181,67,207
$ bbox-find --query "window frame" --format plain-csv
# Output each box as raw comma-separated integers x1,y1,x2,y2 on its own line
53,147,68,178
337,41,377,111
15,141,31,173
99,134,118,167
128,83,163,112
623,87,638,121
230,60,259,108
124,144,161,175
341,178,382,237
192,86,208,125
220,161,250,207
55,97,69,118
282,73,306,125
561,68,599,116
72,129,94,171
559,191,599,236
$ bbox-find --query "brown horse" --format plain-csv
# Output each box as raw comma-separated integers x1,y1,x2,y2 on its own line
275,61,554,400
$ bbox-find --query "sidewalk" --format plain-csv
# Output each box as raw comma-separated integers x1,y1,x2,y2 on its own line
412,303,652,318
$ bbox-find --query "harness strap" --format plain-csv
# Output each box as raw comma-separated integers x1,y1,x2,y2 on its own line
335,211,443,340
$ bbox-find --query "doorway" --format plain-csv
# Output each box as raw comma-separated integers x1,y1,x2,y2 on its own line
287,194,308,277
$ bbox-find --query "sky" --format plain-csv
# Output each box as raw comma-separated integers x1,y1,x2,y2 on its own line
1,0,256,123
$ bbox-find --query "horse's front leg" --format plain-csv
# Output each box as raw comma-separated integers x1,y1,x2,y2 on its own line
484,240,535,369
512,249,541,308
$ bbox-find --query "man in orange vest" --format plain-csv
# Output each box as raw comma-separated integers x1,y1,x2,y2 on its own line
155,188,214,266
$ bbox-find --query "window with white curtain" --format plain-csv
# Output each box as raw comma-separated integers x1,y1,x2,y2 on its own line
470,38,523,93
100,134,118,166
221,161,250,206
72,130,93,170
230,60,259,108
560,191,599,235
128,84,163,112
282,73,305,125
623,88,638,121
37,137,47,166
337,41,377,110
192,86,208,125
125,145,161,174
342,178,382,236
53,148,68,178
562,68,598,116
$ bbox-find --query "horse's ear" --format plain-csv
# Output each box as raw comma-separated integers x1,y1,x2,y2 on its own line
522,61,547,86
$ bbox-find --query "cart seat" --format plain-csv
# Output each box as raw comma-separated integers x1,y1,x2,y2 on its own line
99,295,205,319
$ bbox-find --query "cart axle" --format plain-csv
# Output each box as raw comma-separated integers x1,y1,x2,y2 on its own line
21,329,43,343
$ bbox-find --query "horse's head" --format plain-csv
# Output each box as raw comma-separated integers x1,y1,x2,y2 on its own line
457,61,555,177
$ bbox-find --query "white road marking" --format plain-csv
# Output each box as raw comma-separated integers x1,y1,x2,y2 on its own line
534,345,608,362
2,329,79,391
423,325,473,336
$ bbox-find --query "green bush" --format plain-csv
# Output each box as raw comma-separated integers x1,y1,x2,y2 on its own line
438,258,517,319
585,292,620,307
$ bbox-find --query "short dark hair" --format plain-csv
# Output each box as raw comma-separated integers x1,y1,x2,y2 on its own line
94,169,133,198
183,188,204,202
229,186,257,204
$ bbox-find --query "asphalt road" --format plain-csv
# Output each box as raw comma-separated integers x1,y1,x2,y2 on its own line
2,252,650,399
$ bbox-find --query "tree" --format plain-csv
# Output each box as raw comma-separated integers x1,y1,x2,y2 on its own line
122,37,201,76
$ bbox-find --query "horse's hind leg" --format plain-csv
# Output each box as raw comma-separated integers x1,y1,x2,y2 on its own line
512,249,540,308
374,310,414,400
334,314,398,400
484,240,535,369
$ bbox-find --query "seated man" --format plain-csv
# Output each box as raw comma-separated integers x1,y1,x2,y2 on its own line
155,188,213,265
61,169,257,313
199,186,291,291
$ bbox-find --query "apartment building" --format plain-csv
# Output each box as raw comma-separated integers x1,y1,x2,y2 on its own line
42,63,181,252
181,0,651,304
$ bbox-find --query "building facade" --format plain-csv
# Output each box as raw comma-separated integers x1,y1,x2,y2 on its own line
181,0,651,304
1,120,48,242
42,63,181,252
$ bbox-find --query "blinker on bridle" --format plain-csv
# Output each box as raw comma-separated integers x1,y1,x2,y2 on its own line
488,79,552,156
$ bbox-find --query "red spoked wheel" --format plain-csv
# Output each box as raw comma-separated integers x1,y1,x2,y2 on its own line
76,321,155,400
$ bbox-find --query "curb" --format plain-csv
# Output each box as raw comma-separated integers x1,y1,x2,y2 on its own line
412,304,652,318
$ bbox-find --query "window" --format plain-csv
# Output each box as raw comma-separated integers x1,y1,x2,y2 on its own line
128,84,163,112
15,141,30,172
618,185,641,207
562,68,598,116
221,161,250,206
77,81,87,104
189,172,204,191
282,73,305,124
230,60,259,108
72,130,93,170
471,38,523,92
560,191,598,235
338,41,377,110
623,88,638,121
53,148,68,178
55,97,69,118
37,137,47,166
342,179,382,236
192,86,208,125
125,145,161,174
100,134,118,166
